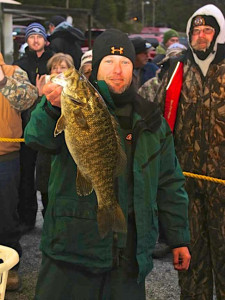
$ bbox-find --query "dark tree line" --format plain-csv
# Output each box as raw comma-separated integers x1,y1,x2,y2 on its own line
19,0,225,33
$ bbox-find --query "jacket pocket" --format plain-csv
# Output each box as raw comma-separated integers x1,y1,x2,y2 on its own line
51,196,112,263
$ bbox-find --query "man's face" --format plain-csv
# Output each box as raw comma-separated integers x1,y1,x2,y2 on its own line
48,24,55,34
134,51,149,68
27,34,46,52
191,25,215,51
97,55,133,94
165,37,179,48
81,64,92,79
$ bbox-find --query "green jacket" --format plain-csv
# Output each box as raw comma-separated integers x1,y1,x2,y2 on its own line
24,83,190,283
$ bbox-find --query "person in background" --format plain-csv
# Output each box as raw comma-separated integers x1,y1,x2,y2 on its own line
14,22,53,233
138,42,187,103
47,15,85,69
157,42,187,79
35,53,74,217
130,36,159,90
156,4,225,299
47,15,66,35
25,28,190,299
153,29,179,64
79,49,93,79
0,52,38,291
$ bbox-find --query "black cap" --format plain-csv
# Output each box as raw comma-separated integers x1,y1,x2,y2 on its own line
130,37,151,54
48,15,66,27
91,29,135,79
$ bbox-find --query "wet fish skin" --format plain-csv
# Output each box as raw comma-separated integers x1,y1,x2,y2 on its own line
53,68,127,238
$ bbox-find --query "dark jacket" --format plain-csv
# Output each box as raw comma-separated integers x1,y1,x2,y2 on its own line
133,62,159,89
48,22,85,69
14,47,53,128
14,47,53,85
24,80,190,283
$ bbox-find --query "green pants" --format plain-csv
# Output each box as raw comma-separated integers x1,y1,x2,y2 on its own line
179,191,225,300
35,216,146,300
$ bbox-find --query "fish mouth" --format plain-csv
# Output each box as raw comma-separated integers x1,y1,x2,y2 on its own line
62,91,85,106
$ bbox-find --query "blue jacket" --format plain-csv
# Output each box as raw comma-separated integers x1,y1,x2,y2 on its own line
140,62,159,86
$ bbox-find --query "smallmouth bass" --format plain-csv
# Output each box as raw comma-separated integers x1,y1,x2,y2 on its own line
52,68,127,238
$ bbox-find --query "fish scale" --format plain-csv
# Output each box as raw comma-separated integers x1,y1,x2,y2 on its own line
53,68,127,238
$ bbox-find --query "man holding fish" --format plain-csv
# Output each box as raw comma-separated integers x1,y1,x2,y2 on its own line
25,29,190,299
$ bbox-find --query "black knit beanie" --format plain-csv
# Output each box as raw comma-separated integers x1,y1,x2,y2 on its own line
91,29,135,81
190,15,219,33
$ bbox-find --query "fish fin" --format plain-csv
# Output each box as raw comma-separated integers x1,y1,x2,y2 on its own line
76,168,93,196
54,115,66,136
110,115,127,176
97,203,127,239
74,108,89,129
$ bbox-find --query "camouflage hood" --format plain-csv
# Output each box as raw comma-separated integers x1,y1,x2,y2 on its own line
186,4,225,76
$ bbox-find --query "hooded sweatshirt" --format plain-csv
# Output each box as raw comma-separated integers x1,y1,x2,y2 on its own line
186,4,225,76
49,21,85,69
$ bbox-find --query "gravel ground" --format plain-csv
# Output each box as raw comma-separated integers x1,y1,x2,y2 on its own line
3,193,197,299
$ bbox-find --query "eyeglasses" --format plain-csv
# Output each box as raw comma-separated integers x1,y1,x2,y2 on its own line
192,27,215,36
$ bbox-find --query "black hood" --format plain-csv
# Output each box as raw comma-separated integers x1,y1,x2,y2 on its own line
49,22,85,42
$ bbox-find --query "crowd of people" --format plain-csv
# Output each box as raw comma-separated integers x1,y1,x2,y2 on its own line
0,3,225,299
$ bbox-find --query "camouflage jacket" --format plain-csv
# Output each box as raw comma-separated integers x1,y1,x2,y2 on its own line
138,75,160,102
0,53,38,156
156,49,225,195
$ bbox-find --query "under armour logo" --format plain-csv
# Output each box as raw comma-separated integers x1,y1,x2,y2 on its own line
111,47,124,55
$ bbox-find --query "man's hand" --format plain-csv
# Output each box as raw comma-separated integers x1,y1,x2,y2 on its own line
42,82,63,108
36,74,47,96
172,247,191,271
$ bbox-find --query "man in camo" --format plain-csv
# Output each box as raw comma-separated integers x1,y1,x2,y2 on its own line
0,52,38,290
156,4,225,300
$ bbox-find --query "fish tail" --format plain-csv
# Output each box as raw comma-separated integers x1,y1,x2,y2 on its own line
112,203,127,234
97,204,127,239
97,207,113,239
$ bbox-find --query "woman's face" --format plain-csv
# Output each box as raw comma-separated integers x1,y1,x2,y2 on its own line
82,63,92,79
50,61,69,74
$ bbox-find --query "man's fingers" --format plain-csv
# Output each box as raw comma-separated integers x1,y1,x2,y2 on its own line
46,86,62,102
42,82,62,95
42,82,63,107
172,247,191,271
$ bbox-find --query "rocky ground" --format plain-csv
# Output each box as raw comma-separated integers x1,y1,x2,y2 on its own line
3,193,203,299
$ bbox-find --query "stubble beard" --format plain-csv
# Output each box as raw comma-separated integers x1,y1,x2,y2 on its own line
191,39,211,52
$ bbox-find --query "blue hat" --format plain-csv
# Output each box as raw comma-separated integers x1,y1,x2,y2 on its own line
25,23,47,41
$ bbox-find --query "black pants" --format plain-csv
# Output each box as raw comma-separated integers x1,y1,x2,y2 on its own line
0,157,22,261
18,143,38,227
35,216,146,300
